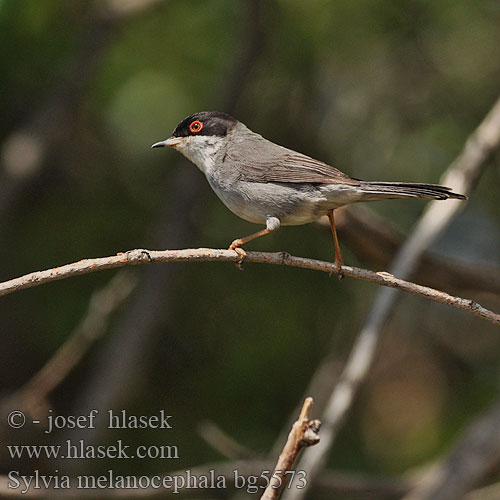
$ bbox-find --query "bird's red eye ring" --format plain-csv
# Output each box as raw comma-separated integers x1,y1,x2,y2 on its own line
189,120,203,133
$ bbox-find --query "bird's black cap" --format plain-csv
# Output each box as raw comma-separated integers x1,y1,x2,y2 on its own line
171,111,237,138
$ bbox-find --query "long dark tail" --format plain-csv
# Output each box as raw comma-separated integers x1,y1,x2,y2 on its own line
359,181,467,201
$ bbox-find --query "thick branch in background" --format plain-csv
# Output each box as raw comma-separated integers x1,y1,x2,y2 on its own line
285,92,500,500
329,205,500,296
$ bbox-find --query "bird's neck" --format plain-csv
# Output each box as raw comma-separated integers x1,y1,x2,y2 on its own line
178,136,224,176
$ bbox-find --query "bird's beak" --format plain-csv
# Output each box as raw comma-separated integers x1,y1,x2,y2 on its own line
151,137,182,148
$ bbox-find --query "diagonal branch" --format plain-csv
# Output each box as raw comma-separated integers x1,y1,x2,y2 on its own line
0,272,137,418
284,92,500,500
0,247,499,325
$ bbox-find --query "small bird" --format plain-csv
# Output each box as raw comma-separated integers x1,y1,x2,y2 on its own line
152,111,466,273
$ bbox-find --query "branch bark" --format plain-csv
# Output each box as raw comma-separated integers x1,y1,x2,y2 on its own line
261,398,320,500
0,247,499,325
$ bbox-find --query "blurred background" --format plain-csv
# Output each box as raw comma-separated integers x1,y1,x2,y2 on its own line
0,0,499,498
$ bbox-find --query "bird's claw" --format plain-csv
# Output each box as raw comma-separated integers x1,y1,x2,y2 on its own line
278,251,291,265
229,240,247,270
329,261,344,280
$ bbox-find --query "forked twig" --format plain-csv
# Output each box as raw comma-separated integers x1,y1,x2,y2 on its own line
260,398,321,500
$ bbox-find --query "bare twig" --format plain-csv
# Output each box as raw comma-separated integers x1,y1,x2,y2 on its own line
402,398,500,500
285,93,500,500
0,272,137,418
260,398,320,500
0,248,498,324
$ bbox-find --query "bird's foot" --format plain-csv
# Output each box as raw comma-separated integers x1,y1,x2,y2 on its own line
329,260,344,280
278,251,291,265
229,240,247,270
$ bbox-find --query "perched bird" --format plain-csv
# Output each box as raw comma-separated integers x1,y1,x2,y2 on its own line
152,111,466,273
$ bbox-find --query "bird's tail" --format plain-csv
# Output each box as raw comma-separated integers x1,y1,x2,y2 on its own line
358,181,467,201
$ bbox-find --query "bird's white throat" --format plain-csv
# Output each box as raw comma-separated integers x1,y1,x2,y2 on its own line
175,136,223,175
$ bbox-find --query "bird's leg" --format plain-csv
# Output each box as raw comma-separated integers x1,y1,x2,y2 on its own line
328,209,344,278
229,216,280,264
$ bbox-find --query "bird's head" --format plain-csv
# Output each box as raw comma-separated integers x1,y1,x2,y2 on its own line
152,112,238,171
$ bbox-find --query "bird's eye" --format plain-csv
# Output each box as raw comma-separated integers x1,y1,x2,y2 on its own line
189,120,203,133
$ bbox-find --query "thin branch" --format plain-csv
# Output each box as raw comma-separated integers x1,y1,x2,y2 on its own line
285,92,500,500
261,398,320,500
0,248,498,324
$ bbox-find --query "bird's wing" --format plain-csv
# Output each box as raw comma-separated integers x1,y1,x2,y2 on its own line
226,134,359,185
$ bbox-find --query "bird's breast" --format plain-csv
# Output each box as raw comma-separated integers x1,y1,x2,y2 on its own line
205,174,328,226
